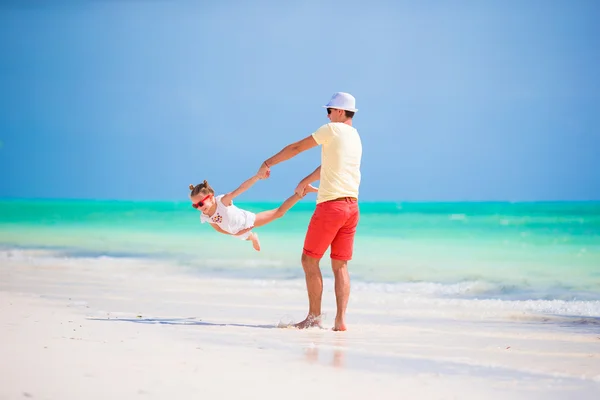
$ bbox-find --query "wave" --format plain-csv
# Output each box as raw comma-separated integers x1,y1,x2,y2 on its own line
2,247,599,319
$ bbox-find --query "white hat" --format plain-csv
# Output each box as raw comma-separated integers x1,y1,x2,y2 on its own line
322,92,358,112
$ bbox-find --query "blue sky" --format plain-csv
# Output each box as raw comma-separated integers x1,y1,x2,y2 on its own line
1,0,599,201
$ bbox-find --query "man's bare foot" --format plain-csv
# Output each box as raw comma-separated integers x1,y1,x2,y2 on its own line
294,314,322,329
249,232,260,251
333,318,347,331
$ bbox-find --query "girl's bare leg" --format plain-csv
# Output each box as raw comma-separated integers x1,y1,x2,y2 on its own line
253,193,302,228
246,232,261,251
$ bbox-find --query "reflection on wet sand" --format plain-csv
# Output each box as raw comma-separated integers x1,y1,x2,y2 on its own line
303,334,346,369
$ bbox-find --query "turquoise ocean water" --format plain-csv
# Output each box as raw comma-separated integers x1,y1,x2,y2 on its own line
1,200,599,311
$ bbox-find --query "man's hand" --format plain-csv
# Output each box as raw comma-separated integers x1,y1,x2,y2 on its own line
257,162,270,179
295,181,307,197
303,184,318,196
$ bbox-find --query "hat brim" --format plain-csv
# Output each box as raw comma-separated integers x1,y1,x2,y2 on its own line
322,105,358,112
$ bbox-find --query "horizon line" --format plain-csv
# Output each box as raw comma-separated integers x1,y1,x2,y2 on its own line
1,197,599,204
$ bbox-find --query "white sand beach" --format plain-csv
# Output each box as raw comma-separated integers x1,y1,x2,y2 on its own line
1,250,599,400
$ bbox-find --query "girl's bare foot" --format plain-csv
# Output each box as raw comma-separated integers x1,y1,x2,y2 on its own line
249,232,261,251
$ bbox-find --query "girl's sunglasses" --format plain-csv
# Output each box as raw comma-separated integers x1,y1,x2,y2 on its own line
192,194,212,209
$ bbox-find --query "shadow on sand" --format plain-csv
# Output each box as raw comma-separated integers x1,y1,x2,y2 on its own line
87,316,279,329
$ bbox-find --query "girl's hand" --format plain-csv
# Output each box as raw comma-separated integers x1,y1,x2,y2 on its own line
258,170,270,179
257,162,270,179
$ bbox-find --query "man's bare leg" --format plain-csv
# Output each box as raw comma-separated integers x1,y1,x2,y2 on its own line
331,259,350,331
294,253,323,329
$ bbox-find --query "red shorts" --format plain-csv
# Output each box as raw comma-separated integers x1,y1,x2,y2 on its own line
303,197,360,261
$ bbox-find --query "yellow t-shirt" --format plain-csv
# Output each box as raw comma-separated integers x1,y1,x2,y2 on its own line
311,123,362,204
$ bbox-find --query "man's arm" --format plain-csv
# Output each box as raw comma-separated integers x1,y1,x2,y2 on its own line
258,135,318,177
301,166,321,184
221,175,260,206
295,166,321,197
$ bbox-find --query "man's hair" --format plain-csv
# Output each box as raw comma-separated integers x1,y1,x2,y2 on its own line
344,110,355,118
189,180,214,196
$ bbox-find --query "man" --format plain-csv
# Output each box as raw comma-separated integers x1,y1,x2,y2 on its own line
257,92,362,331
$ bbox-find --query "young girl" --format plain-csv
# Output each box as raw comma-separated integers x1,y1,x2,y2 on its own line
189,175,317,251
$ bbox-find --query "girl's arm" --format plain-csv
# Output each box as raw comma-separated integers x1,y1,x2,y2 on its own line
210,223,231,235
221,175,260,206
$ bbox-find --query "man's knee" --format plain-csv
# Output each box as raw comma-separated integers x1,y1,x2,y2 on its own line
331,258,348,273
301,253,320,272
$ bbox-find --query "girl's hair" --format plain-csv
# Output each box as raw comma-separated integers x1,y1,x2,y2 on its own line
189,180,214,196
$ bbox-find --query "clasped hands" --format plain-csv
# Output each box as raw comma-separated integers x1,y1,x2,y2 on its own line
256,161,317,197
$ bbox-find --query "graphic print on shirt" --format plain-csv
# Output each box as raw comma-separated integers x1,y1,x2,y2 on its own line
211,213,223,224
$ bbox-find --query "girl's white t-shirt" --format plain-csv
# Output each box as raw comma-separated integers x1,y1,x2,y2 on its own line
200,195,256,239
